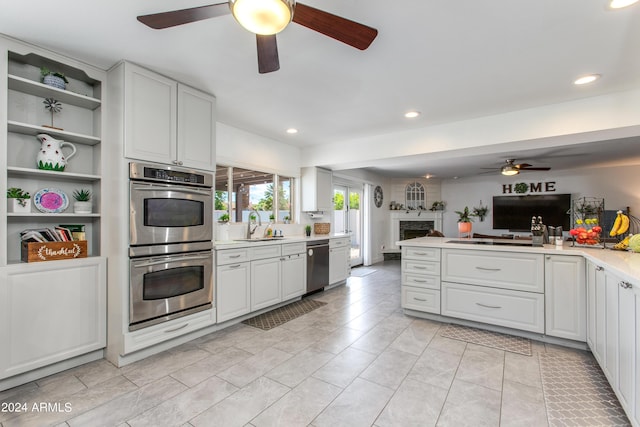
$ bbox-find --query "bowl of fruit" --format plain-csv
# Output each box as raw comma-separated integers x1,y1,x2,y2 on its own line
569,218,603,246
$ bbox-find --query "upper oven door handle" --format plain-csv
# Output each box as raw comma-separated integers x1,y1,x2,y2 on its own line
132,184,211,196
133,254,212,268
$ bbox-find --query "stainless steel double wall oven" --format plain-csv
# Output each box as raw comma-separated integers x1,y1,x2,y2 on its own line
129,162,214,331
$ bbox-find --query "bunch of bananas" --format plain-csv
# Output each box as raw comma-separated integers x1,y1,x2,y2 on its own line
613,234,632,250
609,210,630,237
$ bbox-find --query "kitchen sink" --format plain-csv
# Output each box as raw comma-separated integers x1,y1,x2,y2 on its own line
233,237,284,242
446,239,533,247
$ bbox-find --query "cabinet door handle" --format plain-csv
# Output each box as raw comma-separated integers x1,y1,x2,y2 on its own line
413,297,427,302
476,302,502,309
164,322,189,333
596,266,604,271
229,254,242,258
414,252,428,256
475,266,501,272
229,264,242,268
619,281,632,289
413,279,428,283
413,266,427,270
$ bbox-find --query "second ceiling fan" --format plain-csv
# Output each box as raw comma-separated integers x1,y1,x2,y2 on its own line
137,0,378,74
498,159,551,176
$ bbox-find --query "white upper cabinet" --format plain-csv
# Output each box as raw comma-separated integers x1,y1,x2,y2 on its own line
301,167,333,212
122,62,215,171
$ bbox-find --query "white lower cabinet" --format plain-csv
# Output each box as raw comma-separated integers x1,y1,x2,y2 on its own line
282,253,306,300
329,238,350,284
586,260,639,426
216,262,251,323
216,242,306,323
402,287,440,313
441,282,545,333
251,257,281,311
545,255,586,341
0,258,106,380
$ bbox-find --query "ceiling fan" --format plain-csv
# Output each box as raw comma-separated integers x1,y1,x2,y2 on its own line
136,0,378,74
497,159,551,176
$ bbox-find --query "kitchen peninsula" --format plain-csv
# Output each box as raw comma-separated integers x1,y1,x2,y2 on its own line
398,236,640,426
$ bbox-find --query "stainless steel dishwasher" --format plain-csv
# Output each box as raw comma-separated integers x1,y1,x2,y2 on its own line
306,240,329,294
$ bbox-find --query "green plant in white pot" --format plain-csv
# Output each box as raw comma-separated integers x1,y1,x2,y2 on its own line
72,189,92,214
40,67,68,90
7,187,31,213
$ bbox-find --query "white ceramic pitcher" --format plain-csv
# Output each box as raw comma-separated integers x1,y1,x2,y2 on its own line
36,133,76,172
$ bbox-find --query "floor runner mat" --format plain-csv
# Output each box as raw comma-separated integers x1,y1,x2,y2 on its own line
439,323,532,356
242,299,327,330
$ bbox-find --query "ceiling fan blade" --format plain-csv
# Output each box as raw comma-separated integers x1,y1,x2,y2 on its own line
292,3,378,50
137,3,230,29
515,163,532,169
256,34,280,74
519,167,551,171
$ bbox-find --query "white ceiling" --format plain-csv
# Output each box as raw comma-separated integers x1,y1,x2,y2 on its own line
2,0,640,178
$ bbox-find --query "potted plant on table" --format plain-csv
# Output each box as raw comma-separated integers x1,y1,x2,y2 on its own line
305,224,312,237
40,67,69,90
72,189,92,214
455,206,475,237
7,187,31,213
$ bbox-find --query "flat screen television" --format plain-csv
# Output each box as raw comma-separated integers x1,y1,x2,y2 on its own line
492,194,571,231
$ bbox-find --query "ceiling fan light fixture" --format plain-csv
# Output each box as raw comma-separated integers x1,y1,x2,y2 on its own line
609,0,639,8
230,0,294,35
501,166,519,176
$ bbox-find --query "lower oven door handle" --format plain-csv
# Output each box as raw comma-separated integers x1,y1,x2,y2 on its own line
134,254,211,268
132,185,211,196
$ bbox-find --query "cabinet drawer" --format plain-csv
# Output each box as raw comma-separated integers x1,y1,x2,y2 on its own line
330,238,350,248
441,282,544,333
402,273,440,289
216,248,250,265
402,286,440,314
249,245,281,260
124,308,216,354
442,249,544,293
282,242,305,256
402,259,440,277
402,247,441,261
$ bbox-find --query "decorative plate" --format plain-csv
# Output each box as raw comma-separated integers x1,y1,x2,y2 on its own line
33,188,69,213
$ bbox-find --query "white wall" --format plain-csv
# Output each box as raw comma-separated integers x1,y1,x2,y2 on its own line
216,122,302,178
440,164,640,237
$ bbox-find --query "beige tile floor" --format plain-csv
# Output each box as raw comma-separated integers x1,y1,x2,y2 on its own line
0,260,628,427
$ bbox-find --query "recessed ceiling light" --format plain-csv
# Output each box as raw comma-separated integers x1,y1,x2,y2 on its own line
404,111,420,118
609,0,639,9
574,74,601,85
286,128,298,134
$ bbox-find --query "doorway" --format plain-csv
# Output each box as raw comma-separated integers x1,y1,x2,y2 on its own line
334,184,363,266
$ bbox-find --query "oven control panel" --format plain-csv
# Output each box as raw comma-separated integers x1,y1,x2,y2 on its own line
130,162,213,187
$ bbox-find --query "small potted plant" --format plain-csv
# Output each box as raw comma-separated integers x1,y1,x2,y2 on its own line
455,206,475,236
305,224,312,237
72,189,92,214
430,201,445,211
473,201,489,222
40,67,69,90
7,187,31,213
218,213,229,223
269,213,275,222
283,215,290,224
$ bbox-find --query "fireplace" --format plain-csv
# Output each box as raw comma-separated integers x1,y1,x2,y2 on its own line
388,211,443,252
399,220,434,240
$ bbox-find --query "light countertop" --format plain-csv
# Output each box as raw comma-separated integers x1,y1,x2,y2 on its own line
215,234,349,249
397,236,640,285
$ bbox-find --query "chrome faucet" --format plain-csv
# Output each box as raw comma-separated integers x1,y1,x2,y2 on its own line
246,209,262,239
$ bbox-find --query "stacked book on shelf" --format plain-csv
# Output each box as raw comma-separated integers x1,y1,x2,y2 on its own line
20,225,88,263
20,224,85,243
